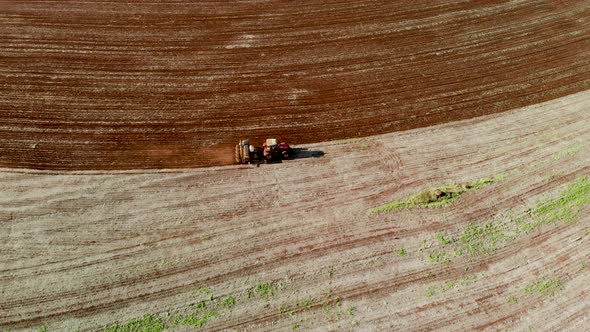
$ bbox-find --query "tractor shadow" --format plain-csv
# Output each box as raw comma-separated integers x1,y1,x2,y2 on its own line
292,147,325,159
254,148,324,166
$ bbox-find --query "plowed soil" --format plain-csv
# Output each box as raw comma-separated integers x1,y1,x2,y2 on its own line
1,1,590,169
1,91,589,331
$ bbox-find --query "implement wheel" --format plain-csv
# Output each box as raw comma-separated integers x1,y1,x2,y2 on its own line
235,145,242,164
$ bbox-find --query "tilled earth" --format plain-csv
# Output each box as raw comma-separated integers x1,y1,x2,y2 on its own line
1,1,590,169
1,91,589,331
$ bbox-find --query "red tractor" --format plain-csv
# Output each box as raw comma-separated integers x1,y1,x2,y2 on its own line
235,138,293,164
262,138,293,161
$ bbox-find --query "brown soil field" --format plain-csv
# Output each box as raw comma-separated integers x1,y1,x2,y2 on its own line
1,1,590,169
1,91,589,331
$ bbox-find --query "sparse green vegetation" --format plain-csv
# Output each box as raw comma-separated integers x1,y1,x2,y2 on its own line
193,287,211,295
172,311,218,328
436,232,454,245
279,305,291,315
103,286,242,331
328,266,335,279
552,145,583,160
506,295,518,303
425,285,437,297
370,173,507,214
346,306,360,326
37,325,48,332
291,322,300,329
398,247,408,256
428,251,450,264
104,314,166,332
299,297,317,308
428,177,590,260
459,222,507,255
222,295,236,309
279,296,320,317
321,296,343,320
460,274,478,286
523,278,563,297
518,176,590,231
425,274,481,298
441,281,455,291
346,306,356,316
193,300,207,310
254,282,275,299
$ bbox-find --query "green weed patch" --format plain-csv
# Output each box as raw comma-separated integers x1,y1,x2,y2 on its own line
523,278,563,297
104,314,166,332
371,173,507,214
427,176,590,261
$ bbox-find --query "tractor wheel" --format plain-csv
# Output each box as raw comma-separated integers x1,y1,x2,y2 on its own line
281,150,290,159
235,145,242,164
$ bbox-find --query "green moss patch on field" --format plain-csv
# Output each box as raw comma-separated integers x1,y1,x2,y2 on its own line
370,173,508,214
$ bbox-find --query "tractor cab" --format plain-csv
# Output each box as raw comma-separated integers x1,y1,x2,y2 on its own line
263,138,293,161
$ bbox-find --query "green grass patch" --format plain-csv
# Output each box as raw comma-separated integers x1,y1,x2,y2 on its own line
398,247,408,256
299,297,317,308
221,295,236,309
428,251,450,264
460,274,478,286
459,222,508,255
552,145,583,160
506,295,518,304
104,314,166,332
370,173,507,214
434,176,590,259
519,176,590,231
345,306,360,326
425,285,437,297
436,232,454,245
104,287,240,331
441,281,455,291
254,282,275,299
523,278,563,297
193,300,207,310
172,311,218,328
